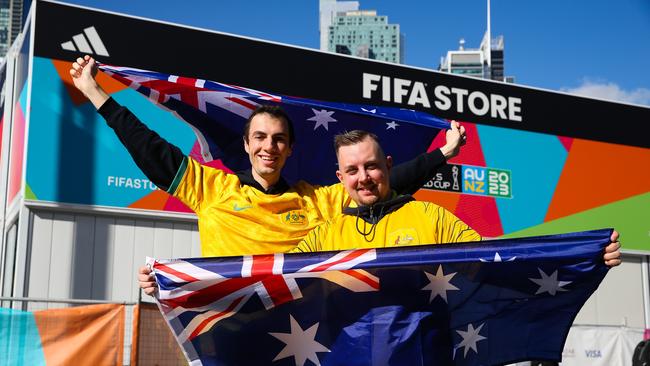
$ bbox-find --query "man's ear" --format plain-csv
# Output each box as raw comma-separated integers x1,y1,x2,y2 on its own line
386,155,393,172
336,170,343,183
243,137,250,154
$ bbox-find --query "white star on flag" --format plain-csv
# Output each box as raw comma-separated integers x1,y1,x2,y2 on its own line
307,108,337,131
361,107,377,113
386,121,399,130
479,252,517,262
454,323,487,358
269,315,330,366
421,265,459,303
529,268,572,296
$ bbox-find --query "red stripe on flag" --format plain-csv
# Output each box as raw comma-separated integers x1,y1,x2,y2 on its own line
163,277,258,309
262,276,295,306
310,249,372,272
176,76,198,87
250,255,275,276
188,296,245,341
156,263,199,283
341,270,380,290
226,96,257,110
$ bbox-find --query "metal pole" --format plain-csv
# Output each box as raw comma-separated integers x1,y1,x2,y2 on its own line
0,296,137,305
642,255,650,340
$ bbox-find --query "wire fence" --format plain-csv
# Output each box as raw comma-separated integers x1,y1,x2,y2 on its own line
0,297,187,365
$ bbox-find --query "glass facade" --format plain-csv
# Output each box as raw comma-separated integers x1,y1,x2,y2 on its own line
328,10,402,64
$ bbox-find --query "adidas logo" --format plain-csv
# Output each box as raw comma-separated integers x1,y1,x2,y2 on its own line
60,26,109,57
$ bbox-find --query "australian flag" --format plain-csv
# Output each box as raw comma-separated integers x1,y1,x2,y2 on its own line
148,229,612,366
97,64,449,185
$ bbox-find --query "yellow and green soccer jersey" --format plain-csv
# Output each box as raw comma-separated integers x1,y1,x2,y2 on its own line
292,201,481,252
171,157,352,256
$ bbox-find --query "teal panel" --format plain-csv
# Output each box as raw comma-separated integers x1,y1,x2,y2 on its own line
0,308,46,365
476,125,567,234
26,57,197,208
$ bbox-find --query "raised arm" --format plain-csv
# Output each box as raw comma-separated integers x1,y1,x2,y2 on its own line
390,121,466,194
70,55,184,191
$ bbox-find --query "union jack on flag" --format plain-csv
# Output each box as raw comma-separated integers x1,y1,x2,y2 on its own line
98,64,450,185
149,229,612,366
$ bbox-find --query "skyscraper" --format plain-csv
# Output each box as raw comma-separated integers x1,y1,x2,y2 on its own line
319,0,359,52
438,0,513,82
0,0,28,61
319,0,403,64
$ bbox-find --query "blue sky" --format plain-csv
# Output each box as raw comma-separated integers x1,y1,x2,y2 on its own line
65,0,650,106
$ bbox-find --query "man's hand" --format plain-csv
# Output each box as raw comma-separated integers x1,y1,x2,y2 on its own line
440,120,467,160
604,230,622,267
138,265,158,296
69,55,110,109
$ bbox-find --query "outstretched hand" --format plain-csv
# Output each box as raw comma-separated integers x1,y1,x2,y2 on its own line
604,230,622,267
138,265,158,296
69,55,98,93
69,55,109,109
440,120,467,160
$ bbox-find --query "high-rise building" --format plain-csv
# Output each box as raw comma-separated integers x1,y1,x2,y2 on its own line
439,38,487,79
438,0,513,82
319,0,403,64
438,34,509,82
319,0,359,52
0,0,29,61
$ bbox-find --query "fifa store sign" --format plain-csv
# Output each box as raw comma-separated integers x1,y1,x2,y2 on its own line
362,73,523,122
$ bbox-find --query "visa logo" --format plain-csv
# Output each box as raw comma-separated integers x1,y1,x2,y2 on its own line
585,349,602,358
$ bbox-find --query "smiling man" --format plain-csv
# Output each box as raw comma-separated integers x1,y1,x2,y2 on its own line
294,130,481,251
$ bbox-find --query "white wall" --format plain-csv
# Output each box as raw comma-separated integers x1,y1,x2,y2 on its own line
574,253,646,328
26,209,200,304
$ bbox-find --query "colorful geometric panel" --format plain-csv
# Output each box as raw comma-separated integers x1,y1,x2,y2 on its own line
418,122,503,237
455,194,503,238
412,189,460,214
27,57,197,212
545,139,650,221
8,102,26,204
51,59,128,105
163,196,193,213
128,189,171,211
502,192,650,252
557,136,574,152
477,124,568,234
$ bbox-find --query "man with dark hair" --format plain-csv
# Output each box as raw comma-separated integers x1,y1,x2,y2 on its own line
292,130,623,267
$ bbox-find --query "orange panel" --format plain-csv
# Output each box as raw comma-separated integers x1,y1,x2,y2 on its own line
413,189,460,213
545,139,650,221
51,59,128,105
128,189,170,211
34,304,124,366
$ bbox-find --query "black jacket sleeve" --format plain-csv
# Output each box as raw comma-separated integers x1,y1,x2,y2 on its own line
98,97,185,192
390,149,446,195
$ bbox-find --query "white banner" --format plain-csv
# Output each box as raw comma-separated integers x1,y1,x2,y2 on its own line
560,325,644,365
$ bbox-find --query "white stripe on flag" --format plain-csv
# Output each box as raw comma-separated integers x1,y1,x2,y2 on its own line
241,256,253,277
272,253,284,275
298,249,377,273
